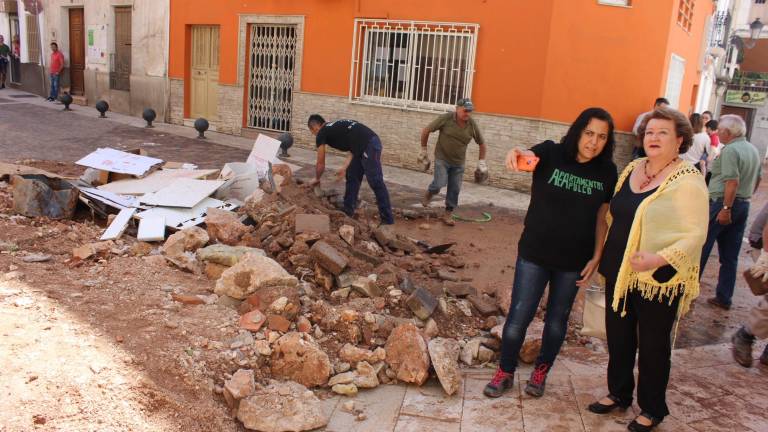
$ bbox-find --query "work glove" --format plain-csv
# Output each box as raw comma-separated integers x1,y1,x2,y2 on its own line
750,249,768,282
474,159,489,184
417,147,431,172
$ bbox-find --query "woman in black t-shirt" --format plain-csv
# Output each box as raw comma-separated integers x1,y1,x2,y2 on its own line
484,108,618,399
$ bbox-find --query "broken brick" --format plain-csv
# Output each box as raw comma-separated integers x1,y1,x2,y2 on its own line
295,214,330,234
467,294,499,316
267,315,291,333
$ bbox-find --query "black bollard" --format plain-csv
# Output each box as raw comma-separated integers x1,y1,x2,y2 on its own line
278,132,294,157
142,108,157,128
60,93,73,111
95,100,109,118
194,118,209,139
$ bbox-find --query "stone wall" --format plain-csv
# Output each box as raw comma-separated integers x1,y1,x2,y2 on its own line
217,84,245,136
169,78,184,126
290,92,634,191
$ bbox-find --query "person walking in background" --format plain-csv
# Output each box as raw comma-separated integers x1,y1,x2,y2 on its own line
47,42,65,102
701,111,713,125
732,216,768,368
419,98,487,226
700,115,761,310
483,108,617,399
680,113,711,175
631,98,670,159
306,115,394,225
0,35,10,89
588,108,708,432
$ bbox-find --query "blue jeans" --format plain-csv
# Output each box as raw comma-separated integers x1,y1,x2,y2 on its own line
499,256,581,372
344,136,394,224
428,158,464,211
49,74,60,100
700,198,750,306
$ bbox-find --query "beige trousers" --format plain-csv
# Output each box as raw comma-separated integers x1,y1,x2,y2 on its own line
747,294,768,339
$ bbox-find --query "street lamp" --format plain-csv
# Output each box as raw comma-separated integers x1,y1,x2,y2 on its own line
740,18,765,49
750,18,764,41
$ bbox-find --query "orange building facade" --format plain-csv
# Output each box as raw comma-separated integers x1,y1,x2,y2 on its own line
168,0,714,189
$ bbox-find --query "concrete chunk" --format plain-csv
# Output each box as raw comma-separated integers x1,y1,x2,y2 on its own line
405,287,437,320
310,240,348,276
295,213,330,234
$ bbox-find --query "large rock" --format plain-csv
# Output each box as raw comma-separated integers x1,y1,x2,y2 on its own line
519,339,542,364
214,253,297,300
428,338,462,395
353,361,379,389
237,380,329,432
197,244,266,267
270,332,331,388
225,369,255,400
162,227,209,273
384,323,430,385
205,207,250,245
338,344,386,366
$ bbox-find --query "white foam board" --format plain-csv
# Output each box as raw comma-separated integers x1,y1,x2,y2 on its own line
100,207,137,241
139,178,225,208
137,215,166,241
75,148,163,176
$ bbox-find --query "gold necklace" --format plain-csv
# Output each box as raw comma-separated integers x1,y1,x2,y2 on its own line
640,158,677,189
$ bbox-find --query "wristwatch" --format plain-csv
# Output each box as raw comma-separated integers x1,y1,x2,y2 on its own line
722,205,732,210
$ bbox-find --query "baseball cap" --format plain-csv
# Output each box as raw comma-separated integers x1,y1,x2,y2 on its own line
456,98,474,111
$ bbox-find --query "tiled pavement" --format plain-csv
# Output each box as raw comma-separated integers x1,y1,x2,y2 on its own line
316,343,768,432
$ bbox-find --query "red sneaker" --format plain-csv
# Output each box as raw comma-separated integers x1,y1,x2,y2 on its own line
483,368,514,398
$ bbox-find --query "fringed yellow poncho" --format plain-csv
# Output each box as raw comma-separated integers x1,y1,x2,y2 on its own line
606,159,709,317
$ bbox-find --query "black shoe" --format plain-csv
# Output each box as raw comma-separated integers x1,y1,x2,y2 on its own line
627,412,662,432
731,327,755,367
707,297,731,310
588,395,631,414
483,368,514,398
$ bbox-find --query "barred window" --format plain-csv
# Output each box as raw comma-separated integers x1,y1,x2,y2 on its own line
25,14,40,64
349,19,479,112
677,0,696,32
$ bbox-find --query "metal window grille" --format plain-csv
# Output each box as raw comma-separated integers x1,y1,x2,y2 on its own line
25,14,39,64
708,11,731,47
247,24,297,132
677,0,696,32
349,19,479,113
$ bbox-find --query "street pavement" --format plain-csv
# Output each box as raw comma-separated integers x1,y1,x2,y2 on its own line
2,89,768,431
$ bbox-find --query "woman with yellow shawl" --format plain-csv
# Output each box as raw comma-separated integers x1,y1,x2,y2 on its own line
587,108,708,432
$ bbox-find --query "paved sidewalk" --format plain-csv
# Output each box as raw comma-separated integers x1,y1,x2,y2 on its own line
317,343,768,432
0,89,531,212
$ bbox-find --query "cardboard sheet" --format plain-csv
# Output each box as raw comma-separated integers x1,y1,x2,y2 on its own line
76,148,163,176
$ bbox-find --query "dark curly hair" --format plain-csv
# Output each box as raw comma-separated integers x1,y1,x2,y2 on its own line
639,108,693,154
560,107,616,166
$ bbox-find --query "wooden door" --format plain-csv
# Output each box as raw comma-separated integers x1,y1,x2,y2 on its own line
68,8,85,95
112,7,131,91
721,105,756,140
190,25,219,119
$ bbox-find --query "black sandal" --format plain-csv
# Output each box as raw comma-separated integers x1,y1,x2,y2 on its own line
587,394,631,414
627,412,662,432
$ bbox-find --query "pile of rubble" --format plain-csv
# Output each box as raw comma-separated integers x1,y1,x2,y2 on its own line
3,143,550,432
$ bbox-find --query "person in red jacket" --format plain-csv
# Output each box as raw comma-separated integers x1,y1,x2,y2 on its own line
47,42,64,102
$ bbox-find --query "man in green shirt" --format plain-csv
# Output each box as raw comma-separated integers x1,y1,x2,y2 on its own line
0,35,10,89
419,98,487,226
701,114,762,309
